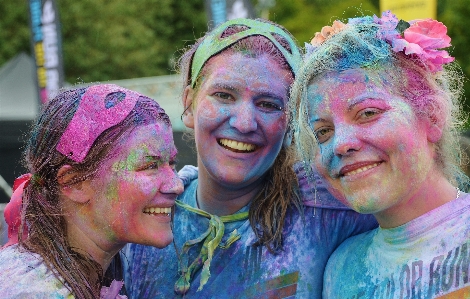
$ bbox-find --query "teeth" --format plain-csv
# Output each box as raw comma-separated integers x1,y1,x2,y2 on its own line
143,207,172,215
344,163,379,176
219,138,256,151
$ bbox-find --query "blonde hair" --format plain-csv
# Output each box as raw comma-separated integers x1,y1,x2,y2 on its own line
290,19,469,187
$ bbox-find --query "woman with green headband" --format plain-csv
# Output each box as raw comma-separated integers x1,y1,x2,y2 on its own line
123,18,377,298
291,11,470,298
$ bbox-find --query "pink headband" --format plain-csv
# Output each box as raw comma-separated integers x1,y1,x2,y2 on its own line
56,84,139,162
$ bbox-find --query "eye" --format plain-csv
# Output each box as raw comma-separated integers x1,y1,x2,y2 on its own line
143,161,161,170
213,92,233,101
356,108,383,121
257,101,283,111
314,126,334,144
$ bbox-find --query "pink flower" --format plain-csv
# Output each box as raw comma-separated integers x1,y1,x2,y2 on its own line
311,32,326,46
374,10,400,42
310,20,347,46
392,19,454,72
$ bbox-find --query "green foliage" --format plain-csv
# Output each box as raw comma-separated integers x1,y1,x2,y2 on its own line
58,0,208,83
0,2,30,65
440,0,470,127
0,0,468,127
268,0,378,45
0,0,207,84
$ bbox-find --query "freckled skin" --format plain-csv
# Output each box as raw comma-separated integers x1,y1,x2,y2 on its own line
83,122,184,249
308,69,437,226
188,52,293,214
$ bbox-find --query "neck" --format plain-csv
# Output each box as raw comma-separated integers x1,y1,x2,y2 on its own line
196,162,265,216
65,214,122,272
374,168,457,229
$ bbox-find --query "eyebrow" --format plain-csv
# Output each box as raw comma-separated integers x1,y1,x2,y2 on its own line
210,81,286,100
349,95,389,111
310,95,389,123
209,82,236,91
311,117,328,123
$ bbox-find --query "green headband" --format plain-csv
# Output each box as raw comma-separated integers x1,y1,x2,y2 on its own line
190,18,302,87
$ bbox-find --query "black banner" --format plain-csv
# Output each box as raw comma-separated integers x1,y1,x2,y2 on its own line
205,0,255,29
29,0,64,104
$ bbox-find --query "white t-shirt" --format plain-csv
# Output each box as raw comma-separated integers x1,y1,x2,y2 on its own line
324,193,470,299
0,244,73,299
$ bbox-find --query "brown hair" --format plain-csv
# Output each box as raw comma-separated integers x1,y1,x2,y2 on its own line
178,20,303,253
20,86,170,298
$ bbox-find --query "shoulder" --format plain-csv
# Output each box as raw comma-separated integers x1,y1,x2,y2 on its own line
0,244,42,272
178,165,198,187
324,229,376,279
301,204,378,234
322,230,376,299
334,229,376,258
0,245,73,298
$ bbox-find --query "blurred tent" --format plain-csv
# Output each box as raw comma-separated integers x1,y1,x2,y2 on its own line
0,52,39,120
0,52,36,204
0,54,196,205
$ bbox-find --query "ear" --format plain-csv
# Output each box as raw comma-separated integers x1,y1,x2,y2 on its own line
425,117,443,144
427,124,443,144
182,85,195,129
57,165,92,204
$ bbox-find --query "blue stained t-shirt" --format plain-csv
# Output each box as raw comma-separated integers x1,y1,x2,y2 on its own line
122,165,377,298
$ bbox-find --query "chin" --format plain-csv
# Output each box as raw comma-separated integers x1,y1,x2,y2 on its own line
347,195,383,214
133,231,174,248
150,233,174,248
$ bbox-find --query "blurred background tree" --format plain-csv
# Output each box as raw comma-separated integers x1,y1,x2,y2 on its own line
0,0,468,126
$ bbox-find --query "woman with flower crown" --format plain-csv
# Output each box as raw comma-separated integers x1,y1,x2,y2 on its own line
291,11,470,298
0,84,183,298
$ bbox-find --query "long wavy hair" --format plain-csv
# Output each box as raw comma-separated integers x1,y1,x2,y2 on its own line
20,86,170,298
177,20,303,253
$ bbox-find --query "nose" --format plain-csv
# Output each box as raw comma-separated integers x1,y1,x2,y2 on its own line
160,166,184,196
331,125,361,156
229,102,257,133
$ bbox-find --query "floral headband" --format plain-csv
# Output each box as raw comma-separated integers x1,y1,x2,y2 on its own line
306,11,454,73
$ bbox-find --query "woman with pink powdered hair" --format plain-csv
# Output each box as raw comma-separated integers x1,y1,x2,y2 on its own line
0,84,183,298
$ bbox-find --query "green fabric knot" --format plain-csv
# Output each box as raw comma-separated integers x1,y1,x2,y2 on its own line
174,200,249,295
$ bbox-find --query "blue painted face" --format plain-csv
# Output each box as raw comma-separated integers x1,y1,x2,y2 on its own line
308,69,436,224
186,52,293,189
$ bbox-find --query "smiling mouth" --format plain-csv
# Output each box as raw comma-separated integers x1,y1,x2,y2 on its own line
218,138,257,153
143,207,172,216
342,162,381,177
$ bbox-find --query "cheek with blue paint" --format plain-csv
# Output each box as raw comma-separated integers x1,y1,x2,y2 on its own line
191,52,292,188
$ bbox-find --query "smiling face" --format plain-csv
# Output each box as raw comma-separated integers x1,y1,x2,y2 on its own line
185,52,293,189
86,122,183,248
308,69,436,217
